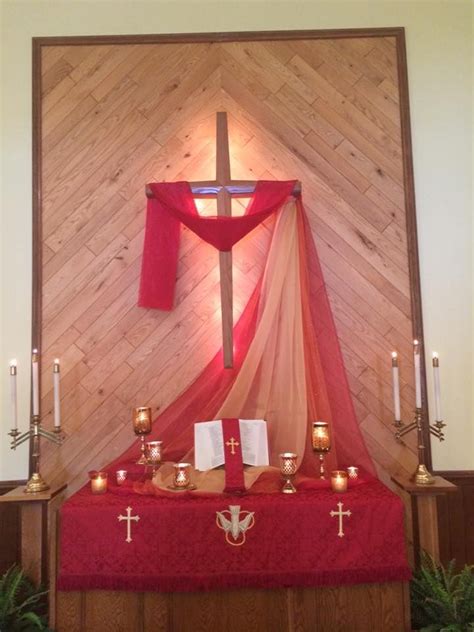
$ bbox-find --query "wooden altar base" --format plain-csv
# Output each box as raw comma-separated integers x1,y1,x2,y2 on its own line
56,582,410,632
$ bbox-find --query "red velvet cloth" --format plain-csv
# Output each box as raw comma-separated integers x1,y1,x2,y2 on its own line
58,474,410,592
139,180,295,309
222,419,245,494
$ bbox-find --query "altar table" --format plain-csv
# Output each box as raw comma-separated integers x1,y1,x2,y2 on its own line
58,475,410,593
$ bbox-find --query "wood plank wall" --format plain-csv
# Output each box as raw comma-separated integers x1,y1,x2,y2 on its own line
37,33,422,498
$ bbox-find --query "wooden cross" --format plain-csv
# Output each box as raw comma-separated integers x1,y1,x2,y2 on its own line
225,437,240,456
147,112,300,368
329,501,352,538
118,506,140,543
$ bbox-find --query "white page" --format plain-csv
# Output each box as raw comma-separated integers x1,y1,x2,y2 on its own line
194,419,269,471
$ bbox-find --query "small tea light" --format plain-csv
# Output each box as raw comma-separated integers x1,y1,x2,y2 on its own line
347,466,359,480
331,470,348,493
173,463,191,488
89,471,108,495
116,469,127,485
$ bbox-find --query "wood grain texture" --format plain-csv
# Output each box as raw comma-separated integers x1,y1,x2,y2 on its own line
56,583,410,631
36,33,425,521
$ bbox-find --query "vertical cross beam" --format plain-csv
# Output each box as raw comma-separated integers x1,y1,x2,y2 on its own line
216,112,233,368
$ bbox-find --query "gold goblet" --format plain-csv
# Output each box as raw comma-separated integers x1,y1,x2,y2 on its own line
133,407,152,465
312,421,331,479
279,452,298,494
145,440,162,473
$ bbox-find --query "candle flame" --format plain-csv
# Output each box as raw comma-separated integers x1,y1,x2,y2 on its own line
9,359,17,367
413,339,419,346
391,351,397,358
432,352,438,359
32,348,38,354
54,358,60,364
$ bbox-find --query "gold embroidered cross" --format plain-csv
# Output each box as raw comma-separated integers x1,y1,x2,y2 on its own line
226,437,240,456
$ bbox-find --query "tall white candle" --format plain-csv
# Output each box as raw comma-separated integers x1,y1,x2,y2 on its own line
9,360,18,430
391,352,401,421
53,359,61,428
432,353,442,421
414,340,422,409
32,349,40,416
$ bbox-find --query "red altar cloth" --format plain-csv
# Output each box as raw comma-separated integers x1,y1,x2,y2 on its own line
58,473,410,593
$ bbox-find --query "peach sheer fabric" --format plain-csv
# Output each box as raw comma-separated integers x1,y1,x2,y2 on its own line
111,189,375,493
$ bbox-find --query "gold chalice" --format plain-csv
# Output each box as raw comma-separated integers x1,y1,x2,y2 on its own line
133,407,152,465
312,421,331,479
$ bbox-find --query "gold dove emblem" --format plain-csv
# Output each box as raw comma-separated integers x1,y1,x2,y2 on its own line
216,505,255,546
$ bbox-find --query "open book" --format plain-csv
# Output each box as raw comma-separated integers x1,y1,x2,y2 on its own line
194,419,269,471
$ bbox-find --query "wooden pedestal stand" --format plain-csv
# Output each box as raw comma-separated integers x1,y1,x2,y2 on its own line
391,474,457,564
0,483,67,629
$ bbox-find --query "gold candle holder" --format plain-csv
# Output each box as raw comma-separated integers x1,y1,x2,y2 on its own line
145,440,162,472
312,421,331,479
173,463,192,489
116,469,127,485
331,470,348,493
133,407,152,465
347,466,359,480
279,452,298,494
89,471,108,494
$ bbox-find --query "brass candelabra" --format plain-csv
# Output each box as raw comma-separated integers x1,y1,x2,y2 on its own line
394,409,445,485
10,415,63,493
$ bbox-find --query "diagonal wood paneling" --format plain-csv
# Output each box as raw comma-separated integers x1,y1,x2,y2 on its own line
39,36,420,499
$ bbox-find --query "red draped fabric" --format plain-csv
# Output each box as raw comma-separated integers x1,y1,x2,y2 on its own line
112,181,375,478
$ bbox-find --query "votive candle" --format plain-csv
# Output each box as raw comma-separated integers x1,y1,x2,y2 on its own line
90,472,108,494
173,463,191,488
116,470,127,485
347,466,359,480
331,470,348,493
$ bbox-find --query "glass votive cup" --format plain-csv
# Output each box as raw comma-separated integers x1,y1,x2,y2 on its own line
347,466,359,480
116,469,127,485
145,440,162,467
173,463,191,488
279,452,298,476
331,470,348,493
89,471,108,494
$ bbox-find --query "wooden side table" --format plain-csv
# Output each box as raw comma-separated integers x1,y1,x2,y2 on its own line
0,482,67,628
392,474,457,564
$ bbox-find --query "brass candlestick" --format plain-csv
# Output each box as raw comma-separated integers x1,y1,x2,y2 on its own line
11,415,63,493
394,408,445,485
312,421,331,479
133,407,152,464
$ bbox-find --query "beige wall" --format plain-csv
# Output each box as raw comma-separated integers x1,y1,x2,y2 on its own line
1,0,472,480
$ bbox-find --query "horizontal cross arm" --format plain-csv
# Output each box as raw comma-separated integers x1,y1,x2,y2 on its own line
146,180,302,199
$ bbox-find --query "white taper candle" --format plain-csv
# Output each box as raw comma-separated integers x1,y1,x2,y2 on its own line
9,360,18,430
53,359,61,428
32,349,40,416
391,352,401,421
432,353,442,421
414,340,422,409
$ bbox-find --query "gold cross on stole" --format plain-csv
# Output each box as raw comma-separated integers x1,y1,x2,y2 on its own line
226,437,240,456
